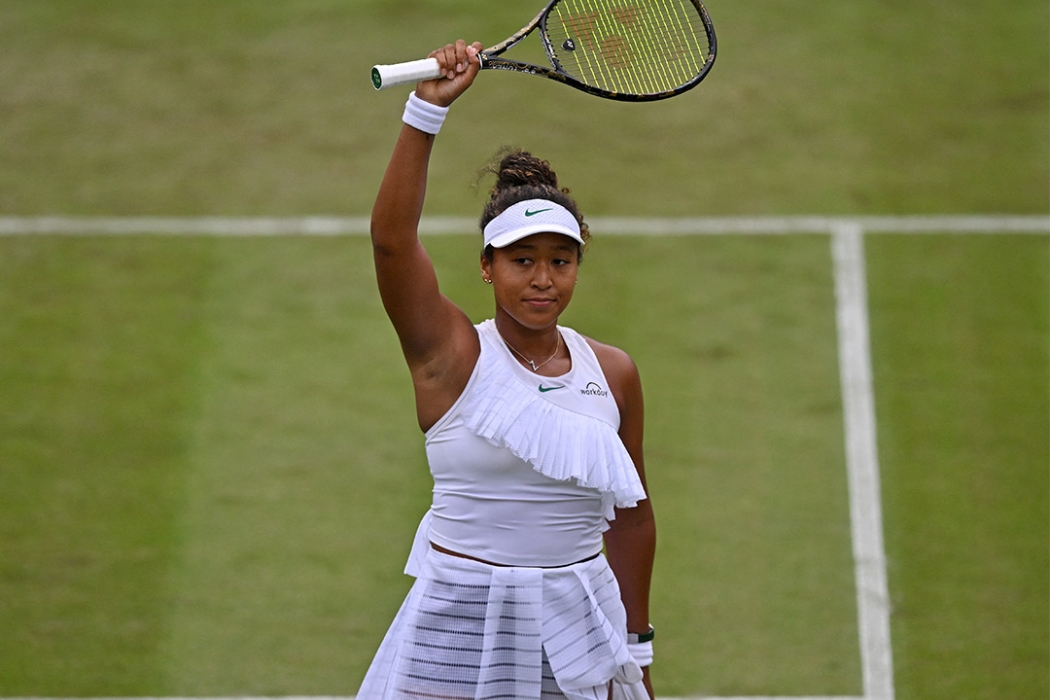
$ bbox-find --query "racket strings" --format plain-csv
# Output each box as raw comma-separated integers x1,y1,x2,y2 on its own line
545,0,712,95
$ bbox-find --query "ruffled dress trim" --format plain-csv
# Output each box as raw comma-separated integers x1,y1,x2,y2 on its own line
459,320,646,522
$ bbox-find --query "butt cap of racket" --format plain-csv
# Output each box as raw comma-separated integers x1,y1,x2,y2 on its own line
371,58,443,90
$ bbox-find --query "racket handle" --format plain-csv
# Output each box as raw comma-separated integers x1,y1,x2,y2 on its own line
371,57,442,90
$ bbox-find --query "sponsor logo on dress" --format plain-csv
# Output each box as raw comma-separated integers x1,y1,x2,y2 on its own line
580,381,609,397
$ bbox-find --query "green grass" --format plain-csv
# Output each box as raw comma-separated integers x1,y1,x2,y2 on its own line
0,237,216,692
868,234,1049,700
0,0,1046,216
0,236,426,693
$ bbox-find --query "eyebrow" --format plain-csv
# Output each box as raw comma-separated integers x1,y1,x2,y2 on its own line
507,241,577,253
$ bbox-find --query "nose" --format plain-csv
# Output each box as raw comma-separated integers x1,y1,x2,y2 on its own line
531,263,553,289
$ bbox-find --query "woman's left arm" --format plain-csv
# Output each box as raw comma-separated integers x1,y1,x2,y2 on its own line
593,341,656,697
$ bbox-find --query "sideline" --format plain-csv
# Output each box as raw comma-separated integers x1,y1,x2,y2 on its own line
832,226,895,700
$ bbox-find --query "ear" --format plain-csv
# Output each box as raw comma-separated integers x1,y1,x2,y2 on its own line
480,253,493,284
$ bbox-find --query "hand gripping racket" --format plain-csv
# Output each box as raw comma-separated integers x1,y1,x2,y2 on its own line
371,0,716,102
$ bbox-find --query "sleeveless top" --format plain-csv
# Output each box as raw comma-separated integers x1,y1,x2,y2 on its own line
422,319,647,567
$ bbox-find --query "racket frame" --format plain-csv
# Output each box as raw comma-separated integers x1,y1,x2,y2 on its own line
371,0,717,102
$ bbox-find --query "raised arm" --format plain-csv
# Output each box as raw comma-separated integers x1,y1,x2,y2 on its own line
370,41,484,430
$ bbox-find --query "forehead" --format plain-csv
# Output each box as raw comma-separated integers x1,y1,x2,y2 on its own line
501,231,579,252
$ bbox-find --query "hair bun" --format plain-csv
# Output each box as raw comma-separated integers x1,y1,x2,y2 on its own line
493,150,559,193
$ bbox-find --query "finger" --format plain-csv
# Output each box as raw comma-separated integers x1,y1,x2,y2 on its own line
440,43,458,79
428,43,457,79
452,39,470,75
466,42,483,72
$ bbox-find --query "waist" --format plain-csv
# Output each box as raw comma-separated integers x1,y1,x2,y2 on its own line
431,542,601,569
427,499,606,568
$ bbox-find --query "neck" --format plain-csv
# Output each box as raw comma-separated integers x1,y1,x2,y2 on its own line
494,318,561,373
494,317,558,353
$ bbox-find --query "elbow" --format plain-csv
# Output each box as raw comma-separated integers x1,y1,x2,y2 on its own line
370,215,419,259
370,219,398,258
369,217,383,246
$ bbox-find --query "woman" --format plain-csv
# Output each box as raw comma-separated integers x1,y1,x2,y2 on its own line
360,40,656,700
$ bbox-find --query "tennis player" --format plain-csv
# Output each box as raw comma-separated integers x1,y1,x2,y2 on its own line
359,40,656,700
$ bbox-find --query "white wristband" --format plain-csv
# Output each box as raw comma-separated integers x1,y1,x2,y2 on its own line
627,640,654,668
402,91,449,134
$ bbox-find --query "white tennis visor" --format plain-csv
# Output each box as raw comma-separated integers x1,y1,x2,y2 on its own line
483,199,583,249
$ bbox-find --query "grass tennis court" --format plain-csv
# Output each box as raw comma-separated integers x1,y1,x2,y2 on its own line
1,227,1045,699
0,0,1047,698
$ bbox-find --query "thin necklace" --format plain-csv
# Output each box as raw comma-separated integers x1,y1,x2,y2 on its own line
500,329,561,373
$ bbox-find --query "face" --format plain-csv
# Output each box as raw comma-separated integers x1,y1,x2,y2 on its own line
481,232,580,331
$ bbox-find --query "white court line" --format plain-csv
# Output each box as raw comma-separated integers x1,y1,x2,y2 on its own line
832,226,895,700
0,214,1046,236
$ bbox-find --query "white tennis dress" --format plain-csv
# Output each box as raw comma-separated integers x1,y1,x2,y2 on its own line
356,320,649,700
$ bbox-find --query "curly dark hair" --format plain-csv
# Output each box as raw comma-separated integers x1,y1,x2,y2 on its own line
479,148,590,260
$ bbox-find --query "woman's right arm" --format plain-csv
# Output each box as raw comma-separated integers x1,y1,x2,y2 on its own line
370,41,483,429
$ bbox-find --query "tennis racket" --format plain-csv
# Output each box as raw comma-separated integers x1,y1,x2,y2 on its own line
371,0,716,102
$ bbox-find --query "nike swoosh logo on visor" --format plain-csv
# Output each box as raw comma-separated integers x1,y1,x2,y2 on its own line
524,208,553,217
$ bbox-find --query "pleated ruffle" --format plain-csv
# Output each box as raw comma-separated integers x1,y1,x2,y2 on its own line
460,321,647,522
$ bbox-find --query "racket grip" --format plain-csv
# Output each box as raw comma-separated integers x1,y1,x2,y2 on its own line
371,58,442,90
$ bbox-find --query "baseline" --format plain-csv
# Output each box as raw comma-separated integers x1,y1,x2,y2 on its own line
0,215,1046,236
